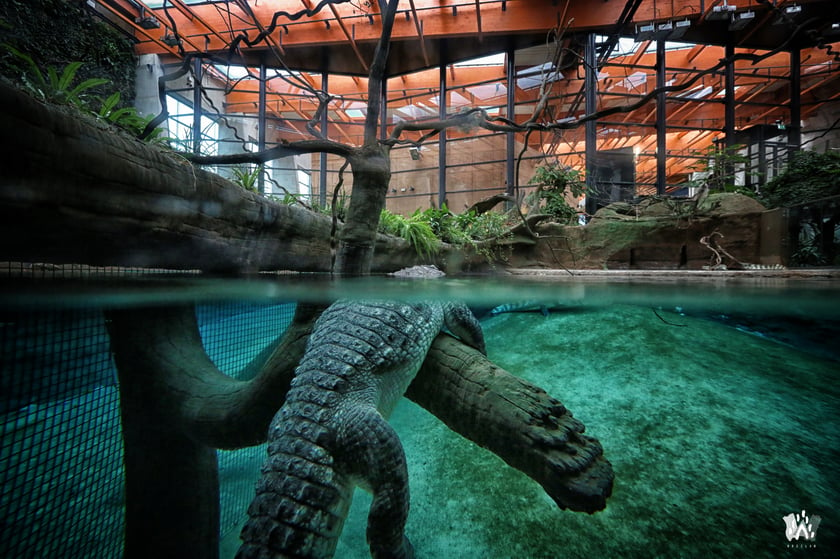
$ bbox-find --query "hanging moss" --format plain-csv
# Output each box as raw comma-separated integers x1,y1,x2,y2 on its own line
0,0,136,105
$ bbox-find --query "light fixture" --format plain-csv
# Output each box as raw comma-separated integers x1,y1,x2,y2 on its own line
654,21,674,40
773,4,803,25
784,4,803,16
634,22,656,41
826,22,840,37
162,34,181,47
729,10,755,31
669,18,692,40
707,2,736,21
408,146,421,160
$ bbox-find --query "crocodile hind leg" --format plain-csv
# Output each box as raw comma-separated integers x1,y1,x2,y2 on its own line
237,406,354,559
335,405,414,559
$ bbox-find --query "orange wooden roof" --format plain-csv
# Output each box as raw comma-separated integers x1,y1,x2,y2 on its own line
93,0,840,185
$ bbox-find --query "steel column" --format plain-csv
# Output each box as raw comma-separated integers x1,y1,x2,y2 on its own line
505,43,516,197
380,75,388,142
258,58,267,195
789,47,801,153
438,46,448,208
724,42,735,149
319,70,329,206
191,57,202,155
655,39,667,195
584,33,598,217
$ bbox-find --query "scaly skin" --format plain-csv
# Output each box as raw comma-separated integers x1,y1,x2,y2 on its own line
238,300,485,559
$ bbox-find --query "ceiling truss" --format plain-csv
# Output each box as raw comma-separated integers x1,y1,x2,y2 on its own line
90,0,840,186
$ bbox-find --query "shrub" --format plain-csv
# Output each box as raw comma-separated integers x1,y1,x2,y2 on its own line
759,150,840,208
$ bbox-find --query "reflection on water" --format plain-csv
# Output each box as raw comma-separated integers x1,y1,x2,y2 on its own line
2,271,840,319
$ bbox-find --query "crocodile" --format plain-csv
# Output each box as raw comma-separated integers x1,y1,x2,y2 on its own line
489,301,553,316
238,300,486,559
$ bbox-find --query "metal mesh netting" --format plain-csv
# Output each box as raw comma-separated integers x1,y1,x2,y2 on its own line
0,302,296,558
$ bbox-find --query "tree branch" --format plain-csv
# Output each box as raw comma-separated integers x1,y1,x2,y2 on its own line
407,334,613,513
364,0,400,144
185,138,354,165
105,304,318,449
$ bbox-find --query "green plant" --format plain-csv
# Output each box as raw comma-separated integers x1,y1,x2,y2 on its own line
0,0,136,104
684,144,757,196
416,204,471,245
378,209,440,258
313,192,349,221
453,209,510,241
528,163,585,224
4,44,109,106
759,150,840,209
95,91,166,142
231,165,262,192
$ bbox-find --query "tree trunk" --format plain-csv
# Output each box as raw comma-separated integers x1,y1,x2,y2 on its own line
0,81,423,273
335,144,392,275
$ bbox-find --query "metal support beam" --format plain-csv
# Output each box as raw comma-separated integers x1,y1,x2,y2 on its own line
380,76,388,142
655,39,667,195
319,70,329,206
258,59,267,195
584,33,598,217
505,44,516,197
438,49,448,209
789,47,801,154
724,42,735,149
192,57,202,155
407,0,430,67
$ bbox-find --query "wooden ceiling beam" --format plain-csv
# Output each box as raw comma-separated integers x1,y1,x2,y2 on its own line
131,0,680,57
474,0,483,43
328,2,369,73
407,0,430,67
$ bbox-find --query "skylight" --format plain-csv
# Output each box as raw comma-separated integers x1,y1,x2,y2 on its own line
214,65,252,81
453,53,506,67
677,85,715,99
516,63,562,91
144,0,223,7
466,83,506,101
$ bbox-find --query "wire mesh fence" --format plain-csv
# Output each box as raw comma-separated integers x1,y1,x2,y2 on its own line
0,300,296,558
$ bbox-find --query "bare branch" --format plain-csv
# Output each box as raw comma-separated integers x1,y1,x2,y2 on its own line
330,160,351,273
185,138,354,165
227,0,354,52
364,0,400,144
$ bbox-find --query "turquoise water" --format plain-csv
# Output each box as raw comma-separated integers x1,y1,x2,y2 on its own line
3,273,839,558
225,273,840,558
326,283,840,559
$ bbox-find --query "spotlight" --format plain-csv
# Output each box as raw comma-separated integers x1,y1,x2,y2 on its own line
729,10,755,31
408,146,421,160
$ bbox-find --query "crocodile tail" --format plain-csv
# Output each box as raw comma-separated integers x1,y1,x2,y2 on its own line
237,399,352,559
